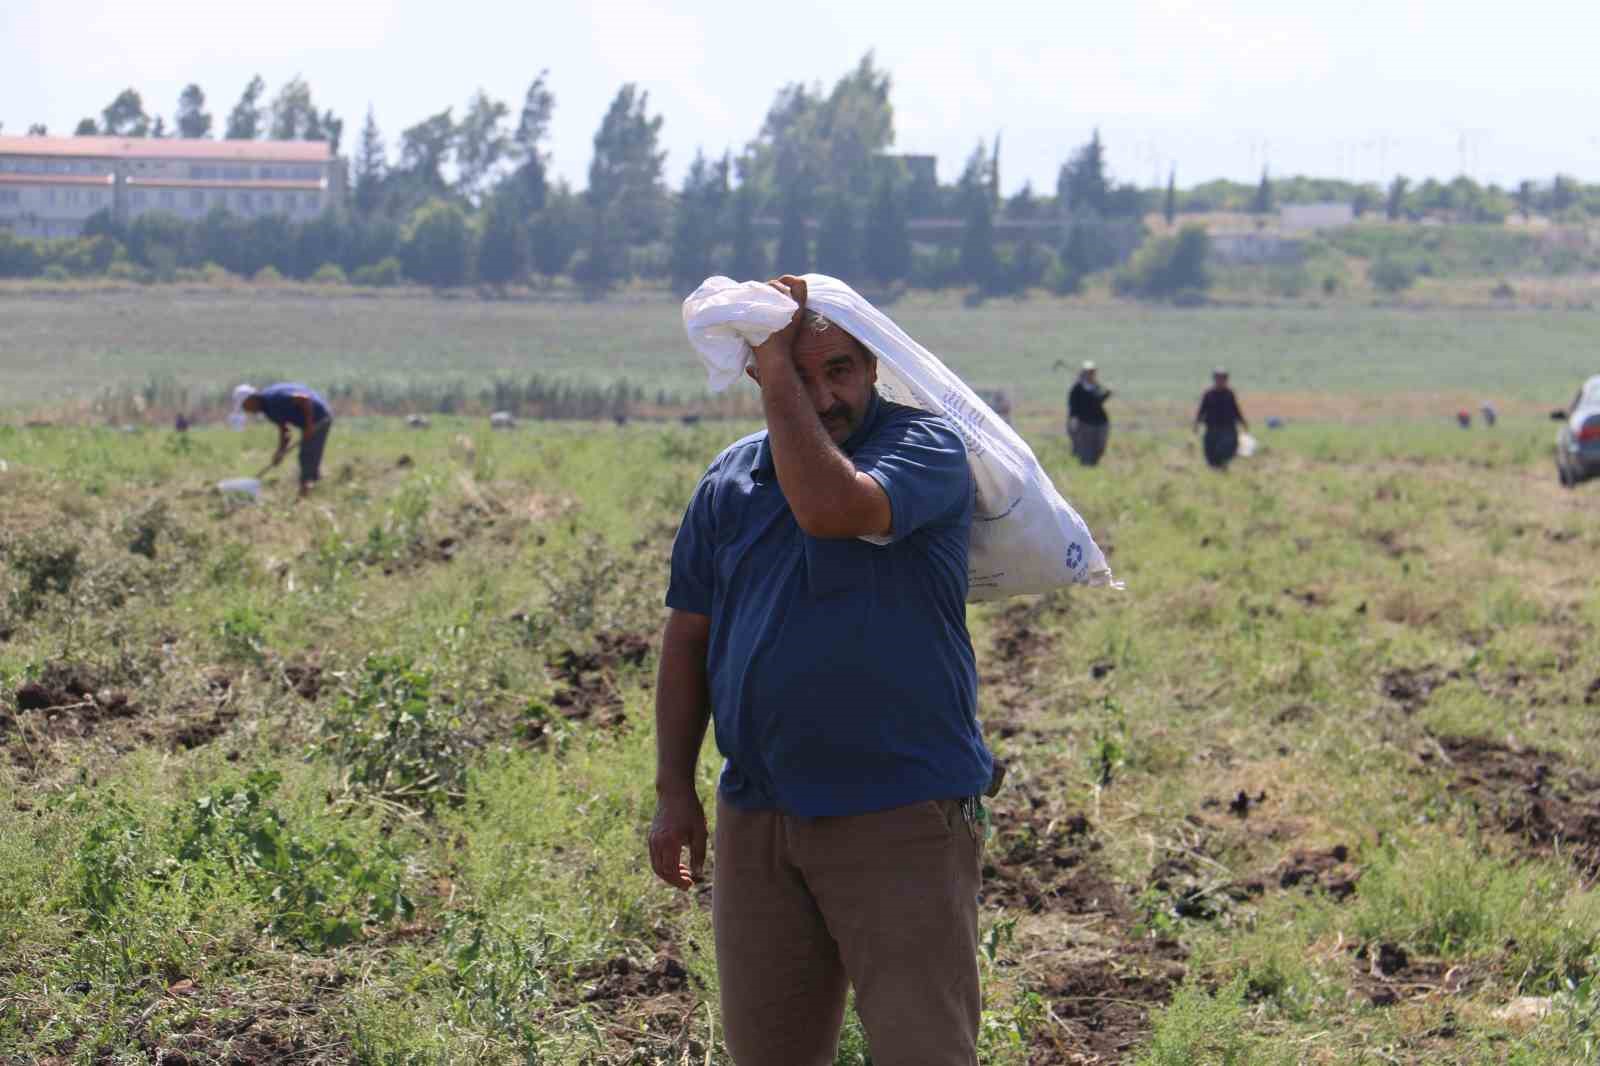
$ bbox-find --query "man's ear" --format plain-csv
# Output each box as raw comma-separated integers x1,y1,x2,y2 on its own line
745,362,760,386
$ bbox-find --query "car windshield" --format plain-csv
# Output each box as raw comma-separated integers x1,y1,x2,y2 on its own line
1583,376,1600,408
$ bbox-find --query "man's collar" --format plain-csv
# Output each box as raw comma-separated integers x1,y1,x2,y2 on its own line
751,390,882,481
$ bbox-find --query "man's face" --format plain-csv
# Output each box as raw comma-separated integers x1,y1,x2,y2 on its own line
1084,368,1098,385
792,327,877,444
1213,373,1228,388
241,395,262,413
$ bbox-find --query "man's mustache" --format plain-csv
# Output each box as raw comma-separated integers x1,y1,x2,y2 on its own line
821,404,852,423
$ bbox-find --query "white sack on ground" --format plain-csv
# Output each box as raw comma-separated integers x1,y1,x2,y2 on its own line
682,274,1119,600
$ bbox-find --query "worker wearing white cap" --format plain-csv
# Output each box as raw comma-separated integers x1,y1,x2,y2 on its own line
232,382,334,498
1067,360,1112,466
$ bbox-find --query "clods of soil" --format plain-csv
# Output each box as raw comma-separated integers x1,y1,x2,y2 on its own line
280,659,323,701
1034,937,1188,1064
578,953,691,1003
981,810,1110,915
1424,733,1600,879
547,630,652,727
1381,665,1454,713
7,662,137,741
1349,941,1478,1008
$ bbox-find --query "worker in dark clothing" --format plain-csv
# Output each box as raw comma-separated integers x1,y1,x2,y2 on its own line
233,383,335,498
1194,367,1248,469
1067,361,1112,466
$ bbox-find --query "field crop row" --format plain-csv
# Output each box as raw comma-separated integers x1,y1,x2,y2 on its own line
3,291,1597,421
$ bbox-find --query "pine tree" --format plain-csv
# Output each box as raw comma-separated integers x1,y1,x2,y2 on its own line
814,195,860,279
1386,176,1409,220
529,182,583,277
862,174,910,282
477,190,529,287
729,182,766,281
587,84,667,245
1164,168,1177,227
959,142,998,290
176,84,212,138
101,89,150,137
1058,129,1108,215
776,186,810,275
1252,168,1273,214
1515,180,1534,221
269,77,316,140
669,150,729,290
454,90,511,203
353,107,386,217
512,72,554,213
225,76,266,140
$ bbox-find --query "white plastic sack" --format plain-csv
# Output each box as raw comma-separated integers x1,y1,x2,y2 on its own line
682,274,1118,600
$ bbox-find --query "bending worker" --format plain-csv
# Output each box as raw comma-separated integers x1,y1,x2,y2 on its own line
232,383,333,498
1067,359,1112,466
1194,366,1248,469
650,275,993,1065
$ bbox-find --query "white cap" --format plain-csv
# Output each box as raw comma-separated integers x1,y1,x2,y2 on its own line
230,384,256,430
1081,360,1097,371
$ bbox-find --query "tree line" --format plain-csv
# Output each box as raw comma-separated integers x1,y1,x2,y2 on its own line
5,59,1600,298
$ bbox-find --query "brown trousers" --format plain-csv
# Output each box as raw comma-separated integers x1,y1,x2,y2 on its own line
712,797,982,1066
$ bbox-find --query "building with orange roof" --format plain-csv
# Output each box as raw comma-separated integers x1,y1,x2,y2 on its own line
0,135,344,239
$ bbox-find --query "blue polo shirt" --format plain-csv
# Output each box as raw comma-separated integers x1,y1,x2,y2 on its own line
666,393,992,817
257,383,331,429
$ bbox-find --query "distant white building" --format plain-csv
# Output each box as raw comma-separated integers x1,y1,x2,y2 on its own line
0,135,342,239
1279,201,1355,233
1209,232,1305,266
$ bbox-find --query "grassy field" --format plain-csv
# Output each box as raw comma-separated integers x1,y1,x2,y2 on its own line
3,289,1597,421
3,403,1599,1064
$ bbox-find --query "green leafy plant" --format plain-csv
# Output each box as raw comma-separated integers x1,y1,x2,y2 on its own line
217,603,269,663
71,773,413,952
1088,695,1129,787
171,770,413,948
316,655,469,814
4,530,82,617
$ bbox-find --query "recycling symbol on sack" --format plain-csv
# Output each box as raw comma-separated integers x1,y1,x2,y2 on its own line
1065,543,1083,570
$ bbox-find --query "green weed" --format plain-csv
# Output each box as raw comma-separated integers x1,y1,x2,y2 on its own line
315,654,469,815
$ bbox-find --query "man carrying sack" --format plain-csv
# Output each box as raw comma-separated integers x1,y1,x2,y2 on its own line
649,275,995,1066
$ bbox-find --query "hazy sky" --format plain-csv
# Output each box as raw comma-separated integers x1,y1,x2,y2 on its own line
6,0,1600,195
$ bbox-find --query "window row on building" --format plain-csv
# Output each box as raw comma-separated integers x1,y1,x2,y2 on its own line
126,187,323,215
0,159,326,183
0,185,321,218
1,187,111,209
0,158,113,176
186,164,324,182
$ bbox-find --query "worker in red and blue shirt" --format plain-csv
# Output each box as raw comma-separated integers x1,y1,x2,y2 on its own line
649,275,993,1066
233,383,333,498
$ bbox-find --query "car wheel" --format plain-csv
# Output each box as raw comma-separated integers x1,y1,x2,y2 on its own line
1558,463,1575,488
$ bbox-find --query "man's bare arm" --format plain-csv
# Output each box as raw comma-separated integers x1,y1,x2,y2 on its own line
753,276,891,540
648,609,712,889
